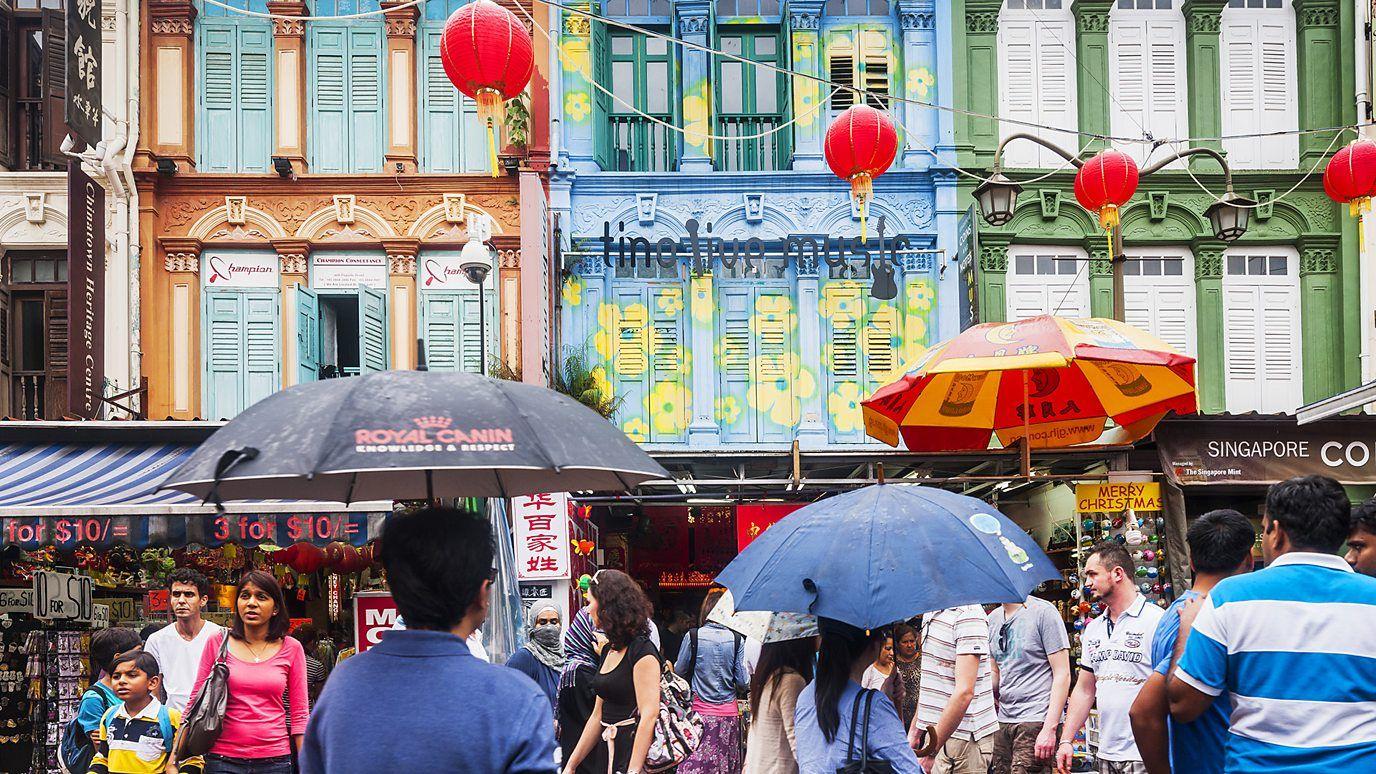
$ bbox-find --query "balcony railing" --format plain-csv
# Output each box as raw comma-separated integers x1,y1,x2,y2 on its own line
608,115,678,172
12,374,45,420
715,115,789,172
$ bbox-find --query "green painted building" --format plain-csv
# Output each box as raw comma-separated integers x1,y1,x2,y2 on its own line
953,0,1358,414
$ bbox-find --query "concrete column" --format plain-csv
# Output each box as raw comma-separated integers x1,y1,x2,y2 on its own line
383,238,420,370
897,2,938,170
1299,236,1343,403
1191,244,1225,412
145,0,198,170
274,239,309,388
383,2,421,173
795,257,827,448
1087,242,1113,319
1181,1,1225,169
789,1,824,171
1071,0,1112,155
676,0,713,172
267,2,309,174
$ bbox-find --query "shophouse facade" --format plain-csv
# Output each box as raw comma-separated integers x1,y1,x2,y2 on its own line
134,0,553,420
956,0,1359,414
552,0,962,450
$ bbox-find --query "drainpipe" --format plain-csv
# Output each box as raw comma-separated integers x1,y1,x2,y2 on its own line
121,0,142,412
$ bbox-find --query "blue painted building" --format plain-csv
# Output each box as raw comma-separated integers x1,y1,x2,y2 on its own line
552,0,961,449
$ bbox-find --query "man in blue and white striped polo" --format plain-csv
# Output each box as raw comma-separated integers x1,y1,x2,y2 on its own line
1167,475,1376,772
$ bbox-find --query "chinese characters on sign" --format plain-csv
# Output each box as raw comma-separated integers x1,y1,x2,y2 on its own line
513,492,571,581
66,0,102,147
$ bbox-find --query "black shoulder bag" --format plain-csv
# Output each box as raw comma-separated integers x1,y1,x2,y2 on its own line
838,689,895,774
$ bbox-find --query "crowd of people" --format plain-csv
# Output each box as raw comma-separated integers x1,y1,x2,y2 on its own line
61,473,1376,773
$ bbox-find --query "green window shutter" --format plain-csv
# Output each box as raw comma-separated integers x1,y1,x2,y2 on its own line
592,19,614,170
296,286,320,384
238,26,273,172
718,286,754,443
199,25,238,172
311,26,349,173
204,292,245,420
459,291,486,373
421,293,461,371
611,285,650,441
348,26,385,172
359,284,389,373
244,291,280,409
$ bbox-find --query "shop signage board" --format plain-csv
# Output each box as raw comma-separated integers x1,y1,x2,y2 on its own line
513,493,571,581
33,570,94,622
2,515,134,550
0,513,374,550
65,0,103,147
145,590,169,616
956,206,979,331
203,252,279,288
353,591,398,653
1074,483,1162,513
94,596,135,623
1157,416,1376,485
91,604,110,628
419,254,475,290
67,160,106,419
200,512,369,547
0,587,35,615
736,503,804,551
311,254,388,290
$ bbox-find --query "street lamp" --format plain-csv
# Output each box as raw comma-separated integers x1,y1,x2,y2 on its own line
976,134,1249,321
460,227,493,376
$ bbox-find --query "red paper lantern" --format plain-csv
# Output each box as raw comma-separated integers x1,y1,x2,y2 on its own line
287,542,326,574
824,104,900,241
1074,149,1140,230
1323,139,1376,215
271,544,300,566
440,0,534,172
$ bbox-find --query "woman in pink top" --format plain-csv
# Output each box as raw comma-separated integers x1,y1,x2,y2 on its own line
182,570,308,774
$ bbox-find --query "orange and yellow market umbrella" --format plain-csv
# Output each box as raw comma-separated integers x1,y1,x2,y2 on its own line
861,315,1197,452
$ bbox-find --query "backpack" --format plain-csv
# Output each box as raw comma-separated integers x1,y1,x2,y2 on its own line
57,686,117,774
644,665,703,772
837,689,895,774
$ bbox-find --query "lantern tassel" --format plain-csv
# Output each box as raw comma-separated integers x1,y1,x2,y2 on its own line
476,88,505,177
851,173,874,243
1351,197,1372,218
1099,204,1120,264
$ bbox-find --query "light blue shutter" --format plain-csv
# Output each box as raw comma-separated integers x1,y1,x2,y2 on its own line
459,292,487,373
204,292,245,420
311,27,349,173
648,286,686,443
718,286,753,443
349,26,385,172
244,291,280,408
358,284,389,373
421,293,460,371
420,29,460,172
238,26,273,172
824,283,864,443
611,285,650,441
199,25,237,172
296,285,320,383
755,287,793,443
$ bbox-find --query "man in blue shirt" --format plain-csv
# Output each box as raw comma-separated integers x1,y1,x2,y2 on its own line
301,507,556,773
1129,508,1254,774
1168,475,1376,772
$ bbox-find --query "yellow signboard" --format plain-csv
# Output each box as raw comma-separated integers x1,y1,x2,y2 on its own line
1075,482,1162,513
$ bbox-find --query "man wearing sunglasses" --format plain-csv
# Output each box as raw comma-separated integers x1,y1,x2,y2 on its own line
987,594,1071,773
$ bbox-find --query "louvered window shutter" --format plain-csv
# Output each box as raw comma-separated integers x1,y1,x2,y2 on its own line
1036,19,1077,165
719,286,753,442
1111,20,1148,151
1221,11,1296,169
44,288,68,418
612,286,650,440
311,27,349,173
1146,19,1184,159
649,286,687,443
296,285,320,384
592,19,615,171
1256,18,1296,167
244,291,280,408
1223,284,1261,410
755,289,793,442
358,284,389,373
828,46,856,111
349,27,385,172
859,31,889,110
199,26,238,171
41,9,66,167
999,20,1039,168
0,5,14,168
205,292,246,420
825,283,863,441
421,293,460,372
459,291,486,373
420,30,460,172
1222,253,1300,412
865,302,900,388
238,27,273,172
1122,256,1195,355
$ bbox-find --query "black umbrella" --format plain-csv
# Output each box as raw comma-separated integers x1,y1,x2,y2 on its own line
160,371,670,502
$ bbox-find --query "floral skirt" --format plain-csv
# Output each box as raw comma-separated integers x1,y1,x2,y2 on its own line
677,713,743,774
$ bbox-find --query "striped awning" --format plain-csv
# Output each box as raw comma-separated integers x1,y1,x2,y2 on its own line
0,443,197,509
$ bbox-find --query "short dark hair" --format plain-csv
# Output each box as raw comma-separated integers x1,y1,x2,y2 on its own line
230,570,292,642
1187,509,1256,573
111,649,161,679
699,587,726,627
291,623,321,651
1352,498,1376,537
1266,475,1352,553
380,507,494,631
168,568,212,597
589,570,651,649
139,622,167,643
1088,541,1135,577
91,628,142,678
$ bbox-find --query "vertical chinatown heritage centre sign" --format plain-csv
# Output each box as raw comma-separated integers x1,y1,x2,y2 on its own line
67,160,105,418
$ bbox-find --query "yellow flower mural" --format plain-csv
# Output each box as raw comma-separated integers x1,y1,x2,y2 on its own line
565,92,592,122
747,353,817,427
907,68,936,100
829,382,866,434
656,287,684,316
648,382,690,436
715,395,743,425
751,294,793,334
683,92,711,151
558,39,592,79
622,417,650,442
561,276,583,307
590,365,612,402
906,278,936,314
690,276,714,323
820,282,864,323
593,303,621,360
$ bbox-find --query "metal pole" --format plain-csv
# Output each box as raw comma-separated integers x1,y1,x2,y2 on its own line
478,279,488,376
1111,223,1126,322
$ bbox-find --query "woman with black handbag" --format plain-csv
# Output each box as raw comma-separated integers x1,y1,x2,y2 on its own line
794,619,921,773
179,571,308,774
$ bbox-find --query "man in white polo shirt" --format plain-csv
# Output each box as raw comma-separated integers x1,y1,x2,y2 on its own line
1056,542,1164,774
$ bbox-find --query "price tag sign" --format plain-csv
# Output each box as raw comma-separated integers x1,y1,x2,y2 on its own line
0,587,34,615
91,604,110,629
95,597,135,623
33,571,94,622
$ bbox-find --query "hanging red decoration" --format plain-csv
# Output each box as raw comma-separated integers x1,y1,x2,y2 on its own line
1322,139,1376,215
286,542,327,574
440,0,535,175
824,104,900,242
1073,149,1140,231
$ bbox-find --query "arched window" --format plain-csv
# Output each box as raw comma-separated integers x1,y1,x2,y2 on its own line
1220,0,1297,168
196,0,273,172
1109,0,1187,165
997,0,1078,168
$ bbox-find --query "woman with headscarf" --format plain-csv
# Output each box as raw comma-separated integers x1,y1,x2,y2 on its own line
557,607,606,774
506,602,566,712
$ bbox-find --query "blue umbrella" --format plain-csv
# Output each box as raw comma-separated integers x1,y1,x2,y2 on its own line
715,484,1059,630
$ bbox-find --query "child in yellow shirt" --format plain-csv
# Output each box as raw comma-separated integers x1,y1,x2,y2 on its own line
90,650,203,774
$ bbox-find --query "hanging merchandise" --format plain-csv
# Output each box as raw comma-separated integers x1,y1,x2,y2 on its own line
440,0,535,175
823,104,899,242
1073,149,1139,261
1322,138,1376,215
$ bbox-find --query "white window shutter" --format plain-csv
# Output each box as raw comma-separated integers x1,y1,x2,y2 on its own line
1221,9,1297,169
1257,19,1297,167
1110,19,1148,160
1260,285,1301,410
1145,18,1185,165
999,20,1039,168
1221,20,1259,168
1223,285,1261,409
1123,254,1196,356
1222,250,1301,412
1005,249,1089,320
1036,19,1078,166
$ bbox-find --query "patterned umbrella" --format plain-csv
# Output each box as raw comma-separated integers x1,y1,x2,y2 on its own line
706,589,819,644
861,315,1196,452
